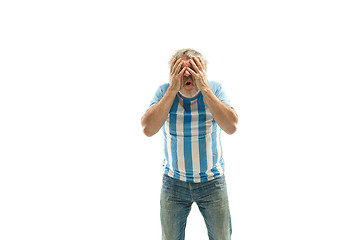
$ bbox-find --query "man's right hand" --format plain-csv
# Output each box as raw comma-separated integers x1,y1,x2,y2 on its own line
141,58,184,137
169,58,186,92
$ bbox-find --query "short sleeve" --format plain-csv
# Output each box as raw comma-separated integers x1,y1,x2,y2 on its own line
210,81,232,108
147,83,169,110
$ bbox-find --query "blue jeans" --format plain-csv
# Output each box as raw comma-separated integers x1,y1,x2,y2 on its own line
160,174,232,240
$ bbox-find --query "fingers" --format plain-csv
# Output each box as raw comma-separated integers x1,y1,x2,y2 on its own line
190,57,203,73
170,63,187,90
193,57,204,71
170,58,186,81
198,57,206,70
174,59,183,75
186,66,196,76
170,58,177,72
186,67,199,82
176,64,187,82
179,66,187,75
171,58,183,75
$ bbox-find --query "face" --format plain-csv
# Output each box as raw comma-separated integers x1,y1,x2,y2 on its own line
179,57,200,98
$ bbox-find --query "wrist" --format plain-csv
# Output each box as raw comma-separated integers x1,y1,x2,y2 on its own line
166,85,179,97
200,83,211,93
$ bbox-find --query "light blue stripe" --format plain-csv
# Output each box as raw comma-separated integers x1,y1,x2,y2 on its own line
197,95,208,181
163,126,170,175
183,100,193,181
218,129,224,175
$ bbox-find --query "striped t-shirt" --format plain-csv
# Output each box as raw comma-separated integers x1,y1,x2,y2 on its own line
148,81,232,183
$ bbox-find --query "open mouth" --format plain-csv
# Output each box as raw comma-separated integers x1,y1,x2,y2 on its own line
184,80,193,87
184,76,193,86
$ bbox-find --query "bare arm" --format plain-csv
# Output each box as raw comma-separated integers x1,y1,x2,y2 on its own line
201,87,238,135
141,58,185,137
141,87,177,137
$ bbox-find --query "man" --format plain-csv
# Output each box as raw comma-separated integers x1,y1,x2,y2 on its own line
141,49,238,240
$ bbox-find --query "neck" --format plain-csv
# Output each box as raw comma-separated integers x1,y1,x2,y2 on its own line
179,90,200,99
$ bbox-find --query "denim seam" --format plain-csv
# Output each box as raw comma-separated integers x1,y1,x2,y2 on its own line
188,182,194,202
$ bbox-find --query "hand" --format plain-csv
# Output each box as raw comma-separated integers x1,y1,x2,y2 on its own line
187,57,209,91
169,58,187,92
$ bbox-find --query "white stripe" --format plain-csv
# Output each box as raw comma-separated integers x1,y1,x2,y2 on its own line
205,107,214,180
176,97,186,181
216,127,224,175
191,101,200,181
167,168,174,178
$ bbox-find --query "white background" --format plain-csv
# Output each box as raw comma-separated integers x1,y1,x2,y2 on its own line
1,0,359,239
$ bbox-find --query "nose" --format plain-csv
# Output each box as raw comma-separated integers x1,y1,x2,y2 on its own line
184,70,191,77
181,59,191,77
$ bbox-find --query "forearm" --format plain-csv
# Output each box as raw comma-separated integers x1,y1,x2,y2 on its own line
141,87,177,137
201,87,238,135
